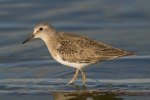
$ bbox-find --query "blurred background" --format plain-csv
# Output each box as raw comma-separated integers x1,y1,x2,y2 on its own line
0,0,150,99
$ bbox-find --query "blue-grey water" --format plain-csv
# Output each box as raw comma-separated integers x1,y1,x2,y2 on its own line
0,0,150,100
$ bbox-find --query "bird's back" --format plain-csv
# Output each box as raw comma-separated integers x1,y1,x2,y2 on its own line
54,32,134,64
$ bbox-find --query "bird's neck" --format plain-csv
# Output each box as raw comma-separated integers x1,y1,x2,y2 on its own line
41,34,58,55
41,30,58,43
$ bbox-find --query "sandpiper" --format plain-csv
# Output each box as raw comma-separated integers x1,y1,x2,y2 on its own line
22,22,135,85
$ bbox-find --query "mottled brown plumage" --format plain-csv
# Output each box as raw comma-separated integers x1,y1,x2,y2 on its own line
55,32,134,63
22,22,135,85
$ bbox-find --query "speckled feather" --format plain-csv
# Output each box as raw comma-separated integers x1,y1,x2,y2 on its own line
50,32,134,64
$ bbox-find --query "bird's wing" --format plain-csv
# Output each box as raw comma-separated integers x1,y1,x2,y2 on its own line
56,33,134,63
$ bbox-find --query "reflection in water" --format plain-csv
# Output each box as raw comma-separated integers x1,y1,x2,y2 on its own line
50,84,150,100
71,83,87,91
52,91,123,100
52,84,123,100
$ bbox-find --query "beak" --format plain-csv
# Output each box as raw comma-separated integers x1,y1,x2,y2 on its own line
22,34,35,44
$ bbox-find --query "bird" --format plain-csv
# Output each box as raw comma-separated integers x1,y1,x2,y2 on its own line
22,22,135,85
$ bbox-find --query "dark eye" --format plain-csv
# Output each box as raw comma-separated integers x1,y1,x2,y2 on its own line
39,28,43,31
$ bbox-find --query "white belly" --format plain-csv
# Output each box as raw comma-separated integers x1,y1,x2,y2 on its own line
55,55,90,69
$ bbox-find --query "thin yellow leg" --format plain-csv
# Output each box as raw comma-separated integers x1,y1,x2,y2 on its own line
69,69,79,84
79,68,86,85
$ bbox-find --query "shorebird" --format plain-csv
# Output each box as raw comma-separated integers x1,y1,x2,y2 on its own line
22,22,135,85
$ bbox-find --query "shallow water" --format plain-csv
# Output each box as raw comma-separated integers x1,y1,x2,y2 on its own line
0,0,150,100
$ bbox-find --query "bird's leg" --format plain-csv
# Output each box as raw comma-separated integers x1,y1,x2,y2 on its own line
79,68,86,85
68,69,79,84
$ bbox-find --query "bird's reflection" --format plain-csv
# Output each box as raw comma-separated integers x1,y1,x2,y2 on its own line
70,83,86,90
52,91,123,100
52,84,123,100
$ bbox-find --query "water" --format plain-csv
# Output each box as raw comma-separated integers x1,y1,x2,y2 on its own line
0,0,150,99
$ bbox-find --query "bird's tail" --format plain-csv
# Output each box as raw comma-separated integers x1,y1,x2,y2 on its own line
126,52,136,56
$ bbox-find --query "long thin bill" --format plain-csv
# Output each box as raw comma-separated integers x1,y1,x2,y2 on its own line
22,34,35,44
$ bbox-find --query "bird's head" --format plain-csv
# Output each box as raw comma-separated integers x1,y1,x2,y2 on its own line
22,22,56,44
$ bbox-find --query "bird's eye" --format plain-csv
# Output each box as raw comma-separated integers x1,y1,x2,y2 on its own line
39,28,43,31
